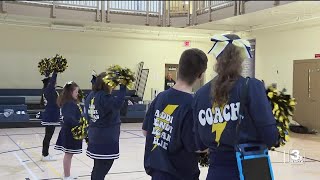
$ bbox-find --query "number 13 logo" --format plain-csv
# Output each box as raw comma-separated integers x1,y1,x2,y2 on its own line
290,149,304,164
290,150,301,160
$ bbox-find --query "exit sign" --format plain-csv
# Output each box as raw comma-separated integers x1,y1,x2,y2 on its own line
315,54,320,58
184,41,190,47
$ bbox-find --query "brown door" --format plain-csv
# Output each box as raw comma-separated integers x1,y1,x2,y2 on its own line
165,64,179,91
293,59,320,131
164,64,204,92
165,64,179,81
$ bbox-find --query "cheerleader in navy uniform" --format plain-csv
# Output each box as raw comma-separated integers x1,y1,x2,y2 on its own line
54,81,83,180
85,72,126,180
193,34,279,180
41,71,60,161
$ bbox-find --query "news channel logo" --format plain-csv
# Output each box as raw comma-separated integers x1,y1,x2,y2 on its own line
289,149,305,164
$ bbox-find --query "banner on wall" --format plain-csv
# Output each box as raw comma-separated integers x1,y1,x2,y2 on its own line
241,40,255,78
242,57,255,78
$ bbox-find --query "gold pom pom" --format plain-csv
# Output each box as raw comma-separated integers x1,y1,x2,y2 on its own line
51,54,68,73
103,65,136,89
267,85,297,148
38,58,53,76
38,54,68,76
71,106,89,140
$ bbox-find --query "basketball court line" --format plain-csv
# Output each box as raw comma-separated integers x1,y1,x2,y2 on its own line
3,131,320,164
0,144,61,155
73,155,91,168
14,152,39,180
28,149,63,178
6,133,45,172
0,137,143,155
121,129,142,132
273,150,320,163
122,130,145,138
0,133,46,136
33,130,91,169
0,130,143,137
36,170,146,180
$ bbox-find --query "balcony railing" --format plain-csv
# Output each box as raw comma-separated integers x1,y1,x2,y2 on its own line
18,0,231,15
13,0,236,26
196,1,234,15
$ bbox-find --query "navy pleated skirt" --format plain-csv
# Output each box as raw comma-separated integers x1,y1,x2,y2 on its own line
86,125,120,160
54,126,83,154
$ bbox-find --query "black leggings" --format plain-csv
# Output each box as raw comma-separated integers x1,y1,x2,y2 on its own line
42,126,55,156
91,159,114,180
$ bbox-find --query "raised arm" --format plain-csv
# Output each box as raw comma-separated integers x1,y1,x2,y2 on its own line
111,85,126,109
45,71,57,92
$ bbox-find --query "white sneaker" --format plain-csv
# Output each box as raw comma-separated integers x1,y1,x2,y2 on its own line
41,155,57,161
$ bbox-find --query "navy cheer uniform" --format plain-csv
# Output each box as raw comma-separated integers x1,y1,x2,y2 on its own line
143,88,200,180
85,85,126,160
55,101,83,154
193,77,279,180
41,72,60,126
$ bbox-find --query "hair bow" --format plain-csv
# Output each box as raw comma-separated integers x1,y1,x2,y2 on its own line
91,70,97,85
64,81,73,88
208,34,252,59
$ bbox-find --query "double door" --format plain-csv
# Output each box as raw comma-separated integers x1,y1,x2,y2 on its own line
293,59,320,131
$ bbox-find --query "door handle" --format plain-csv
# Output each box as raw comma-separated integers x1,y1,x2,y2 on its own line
308,69,311,98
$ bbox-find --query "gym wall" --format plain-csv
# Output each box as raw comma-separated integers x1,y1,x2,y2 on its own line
252,24,320,95
0,24,219,100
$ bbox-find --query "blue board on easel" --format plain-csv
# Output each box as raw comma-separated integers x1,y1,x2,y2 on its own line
236,143,274,180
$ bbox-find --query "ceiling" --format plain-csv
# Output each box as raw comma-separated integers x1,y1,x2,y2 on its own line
189,1,320,32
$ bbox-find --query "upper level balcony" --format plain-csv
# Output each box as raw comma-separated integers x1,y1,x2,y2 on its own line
0,1,293,30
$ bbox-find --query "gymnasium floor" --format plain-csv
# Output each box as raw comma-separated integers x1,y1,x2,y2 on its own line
0,123,319,180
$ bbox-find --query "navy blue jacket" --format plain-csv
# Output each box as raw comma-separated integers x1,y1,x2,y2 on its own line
84,85,126,159
61,101,81,128
193,76,279,152
143,88,200,180
41,72,60,125
85,85,126,128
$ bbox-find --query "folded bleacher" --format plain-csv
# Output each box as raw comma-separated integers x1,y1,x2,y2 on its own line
0,96,30,122
0,88,147,127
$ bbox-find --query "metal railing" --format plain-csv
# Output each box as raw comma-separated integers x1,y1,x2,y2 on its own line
196,1,234,15
56,1,98,9
109,1,162,14
18,0,231,14
168,1,189,15
16,0,233,25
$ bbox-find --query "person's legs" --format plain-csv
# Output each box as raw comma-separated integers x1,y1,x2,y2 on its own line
42,126,55,157
63,153,74,177
91,159,114,180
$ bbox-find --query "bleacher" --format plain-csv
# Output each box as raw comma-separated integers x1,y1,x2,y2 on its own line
0,88,148,128
0,96,30,123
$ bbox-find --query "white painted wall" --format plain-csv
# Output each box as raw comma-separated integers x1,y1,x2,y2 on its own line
0,24,223,100
250,25,320,94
